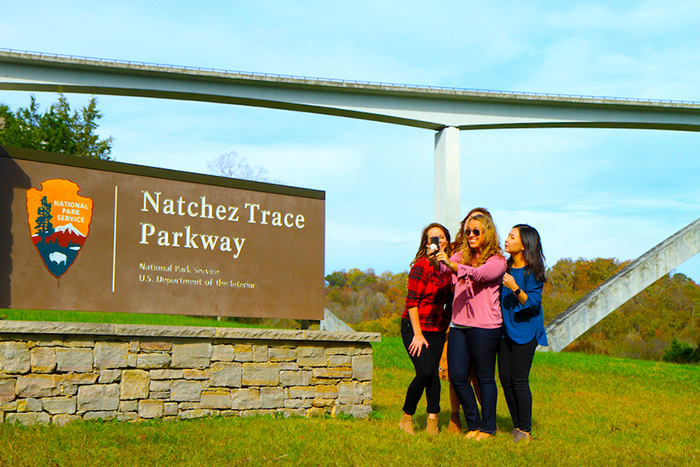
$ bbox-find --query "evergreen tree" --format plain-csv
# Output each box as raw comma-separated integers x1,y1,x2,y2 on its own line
35,196,54,242
0,95,113,159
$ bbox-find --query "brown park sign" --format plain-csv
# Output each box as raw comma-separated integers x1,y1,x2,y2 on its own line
0,146,325,320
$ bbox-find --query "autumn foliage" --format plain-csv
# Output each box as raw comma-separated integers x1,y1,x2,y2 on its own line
325,258,700,361
547,258,700,360
325,268,407,327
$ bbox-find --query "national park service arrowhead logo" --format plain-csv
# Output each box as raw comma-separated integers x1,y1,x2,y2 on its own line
26,179,93,278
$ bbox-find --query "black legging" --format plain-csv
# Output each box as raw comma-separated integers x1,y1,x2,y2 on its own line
498,334,538,432
401,319,445,415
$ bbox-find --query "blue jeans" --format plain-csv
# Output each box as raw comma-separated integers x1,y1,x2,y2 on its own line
447,326,501,433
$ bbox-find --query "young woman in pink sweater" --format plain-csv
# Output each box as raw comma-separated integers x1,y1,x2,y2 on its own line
436,214,506,440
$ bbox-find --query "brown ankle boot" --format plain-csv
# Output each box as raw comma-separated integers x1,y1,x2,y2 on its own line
398,413,414,435
426,418,439,436
447,412,462,434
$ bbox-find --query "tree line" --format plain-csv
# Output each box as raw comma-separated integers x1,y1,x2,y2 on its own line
326,258,700,362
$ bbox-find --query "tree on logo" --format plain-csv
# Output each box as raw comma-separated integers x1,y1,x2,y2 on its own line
35,196,54,243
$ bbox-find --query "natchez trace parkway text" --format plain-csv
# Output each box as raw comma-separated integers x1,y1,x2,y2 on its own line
138,190,307,259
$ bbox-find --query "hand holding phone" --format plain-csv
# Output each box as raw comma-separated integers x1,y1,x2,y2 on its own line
429,236,439,253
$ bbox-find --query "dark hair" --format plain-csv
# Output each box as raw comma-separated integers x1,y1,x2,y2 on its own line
412,223,452,266
508,224,546,283
452,207,492,252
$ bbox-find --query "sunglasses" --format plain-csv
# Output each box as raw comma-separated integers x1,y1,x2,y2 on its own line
464,228,482,237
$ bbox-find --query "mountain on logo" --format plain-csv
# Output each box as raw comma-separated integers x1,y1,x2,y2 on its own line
32,223,87,249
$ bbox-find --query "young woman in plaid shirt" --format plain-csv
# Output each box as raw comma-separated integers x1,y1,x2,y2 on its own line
398,223,453,436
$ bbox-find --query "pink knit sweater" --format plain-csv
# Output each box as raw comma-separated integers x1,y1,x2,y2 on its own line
441,252,507,329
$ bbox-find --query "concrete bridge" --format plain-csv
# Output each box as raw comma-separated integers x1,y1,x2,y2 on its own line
2,48,700,348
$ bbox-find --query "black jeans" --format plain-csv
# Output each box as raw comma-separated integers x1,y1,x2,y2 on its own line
401,319,445,415
498,334,538,432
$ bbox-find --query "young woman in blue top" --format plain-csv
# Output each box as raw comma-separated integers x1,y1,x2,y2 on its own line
499,224,548,443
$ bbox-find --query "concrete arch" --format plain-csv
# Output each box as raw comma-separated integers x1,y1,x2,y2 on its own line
3,49,700,231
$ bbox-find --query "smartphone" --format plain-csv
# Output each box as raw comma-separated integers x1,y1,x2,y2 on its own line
429,236,439,251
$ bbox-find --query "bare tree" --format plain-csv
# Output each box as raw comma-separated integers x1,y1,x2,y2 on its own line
206,151,272,182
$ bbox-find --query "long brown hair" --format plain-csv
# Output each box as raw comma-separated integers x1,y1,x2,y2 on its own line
461,214,502,267
412,223,452,266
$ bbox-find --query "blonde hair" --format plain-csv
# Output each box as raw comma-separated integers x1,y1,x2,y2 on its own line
462,214,503,267
452,207,492,252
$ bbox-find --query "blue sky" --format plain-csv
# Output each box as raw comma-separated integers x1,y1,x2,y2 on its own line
3,0,700,281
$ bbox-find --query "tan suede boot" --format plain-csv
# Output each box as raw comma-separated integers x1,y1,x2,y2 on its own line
426,417,439,436
465,430,481,440
398,413,414,435
473,431,494,441
447,412,462,434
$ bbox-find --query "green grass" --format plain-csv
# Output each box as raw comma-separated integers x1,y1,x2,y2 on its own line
0,308,265,328
1,337,699,466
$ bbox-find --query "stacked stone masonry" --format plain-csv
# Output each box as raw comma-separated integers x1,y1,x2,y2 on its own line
0,321,380,425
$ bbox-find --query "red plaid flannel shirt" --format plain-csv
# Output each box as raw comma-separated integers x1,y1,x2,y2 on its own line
402,257,452,333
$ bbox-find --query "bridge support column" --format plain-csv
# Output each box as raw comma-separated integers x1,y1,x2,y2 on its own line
434,126,461,235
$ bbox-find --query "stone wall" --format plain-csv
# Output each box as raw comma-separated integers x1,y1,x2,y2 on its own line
0,321,380,425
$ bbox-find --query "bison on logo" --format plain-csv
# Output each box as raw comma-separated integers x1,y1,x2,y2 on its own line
26,179,93,278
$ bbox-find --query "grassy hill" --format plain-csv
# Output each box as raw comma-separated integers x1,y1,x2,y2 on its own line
1,336,698,466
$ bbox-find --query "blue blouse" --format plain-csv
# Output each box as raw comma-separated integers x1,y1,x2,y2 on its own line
501,267,548,346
